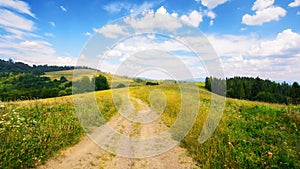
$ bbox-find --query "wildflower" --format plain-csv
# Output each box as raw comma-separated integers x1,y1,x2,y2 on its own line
0,104,4,108
251,138,256,142
267,151,273,158
280,162,283,165
280,127,285,130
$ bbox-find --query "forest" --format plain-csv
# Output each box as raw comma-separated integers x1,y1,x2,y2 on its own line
205,76,300,104
0,59,77,75
0,59,109,101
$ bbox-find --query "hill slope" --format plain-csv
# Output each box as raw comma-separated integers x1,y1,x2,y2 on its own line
0,85,299,168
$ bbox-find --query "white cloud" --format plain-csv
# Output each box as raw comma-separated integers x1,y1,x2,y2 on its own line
201,0,228,9
205,10,216,19
0,9,35,31
0,2,76,66
124,6,203,31
103,2,130,14
242,0,286,26
124,7,182,32
0,0,35,18
180,10,203,27
203,30,300,81
207,34,258,57
252,0,274,11
105,50,122,57
221,55,300,81
1,27,39,40
60,5,67,12
85,32,92,36
57,56,77,66
44,33,55,37
112,36,189,56
289,0,300,7
131,2,154,15
207,29,300,59
94,24,128,39
248,29,300,57
209,20,214,26
19,40,54,52
49,21,55,27
156,6,167,14
103,1,153,14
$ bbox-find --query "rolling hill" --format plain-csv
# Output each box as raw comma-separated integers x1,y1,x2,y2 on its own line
0,83,299,168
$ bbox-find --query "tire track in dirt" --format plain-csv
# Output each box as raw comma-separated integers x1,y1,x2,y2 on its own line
39,98,198,169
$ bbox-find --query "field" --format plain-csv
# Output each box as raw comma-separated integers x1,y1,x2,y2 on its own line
43,69,143,88
0,84,299,168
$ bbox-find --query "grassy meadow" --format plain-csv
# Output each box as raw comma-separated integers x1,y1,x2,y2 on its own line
0,90,118,168
43,69,142,88
0,83,299,168
129,84,300,168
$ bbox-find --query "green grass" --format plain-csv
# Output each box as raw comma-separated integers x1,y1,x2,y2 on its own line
129,84,300,168
0,90,118,168
43,69,141,88
1,84,299,168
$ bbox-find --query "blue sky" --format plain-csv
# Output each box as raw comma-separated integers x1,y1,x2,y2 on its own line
0,0,299,81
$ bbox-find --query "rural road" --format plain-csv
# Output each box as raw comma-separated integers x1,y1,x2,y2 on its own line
39,98,198,169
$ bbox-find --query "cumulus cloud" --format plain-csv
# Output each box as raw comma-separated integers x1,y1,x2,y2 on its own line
201,0,228,9
242,0,286,26
207,34,258,57
105,49,123,57
123,6,203,32
289,0,300,7
124,6,182,32
252,0,274,11
204,29,300,81
94,24,129,38
0,0,35,18
180,10,203,27
248,29,300,57
207,29,300,59
204,10,216,19
221,55,300,81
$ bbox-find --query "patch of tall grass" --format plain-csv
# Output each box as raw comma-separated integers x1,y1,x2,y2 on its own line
0,90,118,168
129,84,300,168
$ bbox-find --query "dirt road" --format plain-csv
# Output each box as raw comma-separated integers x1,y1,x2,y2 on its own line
39,98,198,169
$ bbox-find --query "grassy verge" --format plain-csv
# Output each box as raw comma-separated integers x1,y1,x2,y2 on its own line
129,84,300,168
0,90,118,168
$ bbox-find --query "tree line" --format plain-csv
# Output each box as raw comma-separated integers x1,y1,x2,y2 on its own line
0,59,110,101
0,59,88,76
0,73,110,101
205,76,300,104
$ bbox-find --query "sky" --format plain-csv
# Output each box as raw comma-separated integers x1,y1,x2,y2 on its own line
0,0,299,81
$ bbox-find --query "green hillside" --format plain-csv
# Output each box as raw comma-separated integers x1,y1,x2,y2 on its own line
43,69,144,88
0,84,299,168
